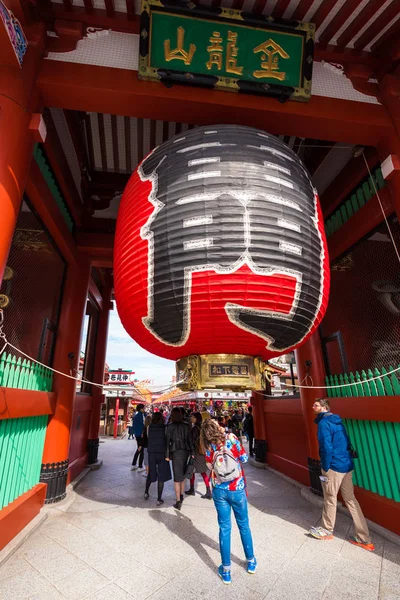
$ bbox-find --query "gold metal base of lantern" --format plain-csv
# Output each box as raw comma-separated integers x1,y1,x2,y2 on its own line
176,354,273,391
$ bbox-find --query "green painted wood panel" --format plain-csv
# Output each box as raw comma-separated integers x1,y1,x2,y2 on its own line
0,415,47,510
343,418,400,502
0,352,53,392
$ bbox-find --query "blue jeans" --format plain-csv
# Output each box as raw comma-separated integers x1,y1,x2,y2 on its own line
212,486,254,568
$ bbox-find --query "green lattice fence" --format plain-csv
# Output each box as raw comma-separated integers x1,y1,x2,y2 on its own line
0,352,53,392
325,366,400,398
343,418,400,502
0,415,48,510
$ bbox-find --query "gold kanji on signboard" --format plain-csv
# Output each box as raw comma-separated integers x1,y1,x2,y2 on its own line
253,39,289,80
226,31,243,75
206,31,223,70
164,26,196,65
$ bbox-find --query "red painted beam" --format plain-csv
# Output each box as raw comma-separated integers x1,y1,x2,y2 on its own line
263,398,303,416
327,186,393,262
43,110,83,226
329,395,400,423
26,161,81,266
0,388,56,420
0,484,47,551
77,231,114,268
89,276,104,310
37,61,393,146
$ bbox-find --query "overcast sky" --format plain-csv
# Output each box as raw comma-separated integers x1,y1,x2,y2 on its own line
105,310,175,387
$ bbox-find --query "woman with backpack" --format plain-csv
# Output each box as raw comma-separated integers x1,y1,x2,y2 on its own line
201,419,257,585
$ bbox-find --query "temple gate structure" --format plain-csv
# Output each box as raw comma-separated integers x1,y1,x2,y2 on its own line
1,0,400,549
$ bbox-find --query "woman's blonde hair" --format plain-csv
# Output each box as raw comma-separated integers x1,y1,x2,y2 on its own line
144,415,152,428
201,418,226,450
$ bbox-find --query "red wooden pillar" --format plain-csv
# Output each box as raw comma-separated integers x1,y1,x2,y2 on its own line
87,283,112,463
295,329,326,494
0,21,45,284
40,259,91,502
377,75,400,221
251,390,267,463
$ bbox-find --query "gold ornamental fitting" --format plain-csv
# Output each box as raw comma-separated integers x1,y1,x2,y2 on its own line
0,294,10,309
176,354,272,391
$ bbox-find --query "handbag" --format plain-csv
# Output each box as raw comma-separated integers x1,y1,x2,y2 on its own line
348,444,359,459
185,455,195,479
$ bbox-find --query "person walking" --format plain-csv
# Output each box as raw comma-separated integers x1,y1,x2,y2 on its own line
131,404,145,471
144,412,171,505
165,406,193,510
141,415,152,477
185,412,212,500
309,399,375,552
201,419,257,585
243,406,254,457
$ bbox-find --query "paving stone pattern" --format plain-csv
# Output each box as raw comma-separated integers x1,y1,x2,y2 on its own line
1,437,399,600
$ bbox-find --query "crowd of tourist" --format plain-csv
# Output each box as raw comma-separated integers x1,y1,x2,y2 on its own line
127,398,375,585
128,402,256,583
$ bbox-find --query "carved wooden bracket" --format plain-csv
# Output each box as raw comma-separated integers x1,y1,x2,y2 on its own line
344,63,378,98
45,19,84,54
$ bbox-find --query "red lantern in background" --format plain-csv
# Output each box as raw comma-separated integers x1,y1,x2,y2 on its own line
114,125,330,362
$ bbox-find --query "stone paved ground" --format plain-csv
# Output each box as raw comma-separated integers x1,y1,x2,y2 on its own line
1,437,400,600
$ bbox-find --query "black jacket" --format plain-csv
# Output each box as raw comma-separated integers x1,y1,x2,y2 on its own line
148,423,166,454
165,422,193,458
190,424,202,454
243,413,254,436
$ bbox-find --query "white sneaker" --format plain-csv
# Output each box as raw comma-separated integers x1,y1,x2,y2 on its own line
138,467,146,472
142,472,148,477
131,466,138,471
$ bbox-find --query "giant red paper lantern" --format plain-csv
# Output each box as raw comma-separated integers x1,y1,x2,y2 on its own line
114,125,330,361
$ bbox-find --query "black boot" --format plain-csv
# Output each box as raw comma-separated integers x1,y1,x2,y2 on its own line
180,494,184,503
201,487,212,500
185,486,195,496
173,500,182,510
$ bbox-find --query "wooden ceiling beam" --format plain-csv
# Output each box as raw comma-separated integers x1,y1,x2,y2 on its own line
336,0,385,51
353,0,400,51
37,60,393,146
318,0,361,49
37,4,139,34
291,0,314,21
272,0,292,19
104,0,115,18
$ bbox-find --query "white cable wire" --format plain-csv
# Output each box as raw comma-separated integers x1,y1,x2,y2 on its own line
3,338,186,394
3,337,400,391
362,152,400,265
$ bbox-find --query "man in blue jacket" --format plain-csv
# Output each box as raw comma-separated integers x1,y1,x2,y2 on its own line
309,399,374,552
131,404,145,471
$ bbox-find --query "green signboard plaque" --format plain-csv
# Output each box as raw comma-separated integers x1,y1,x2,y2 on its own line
139,0,314,102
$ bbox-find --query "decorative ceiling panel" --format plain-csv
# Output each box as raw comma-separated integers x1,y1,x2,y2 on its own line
41,0,399,51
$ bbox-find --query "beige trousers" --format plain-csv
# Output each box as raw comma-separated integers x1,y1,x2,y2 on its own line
321,469,371,543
